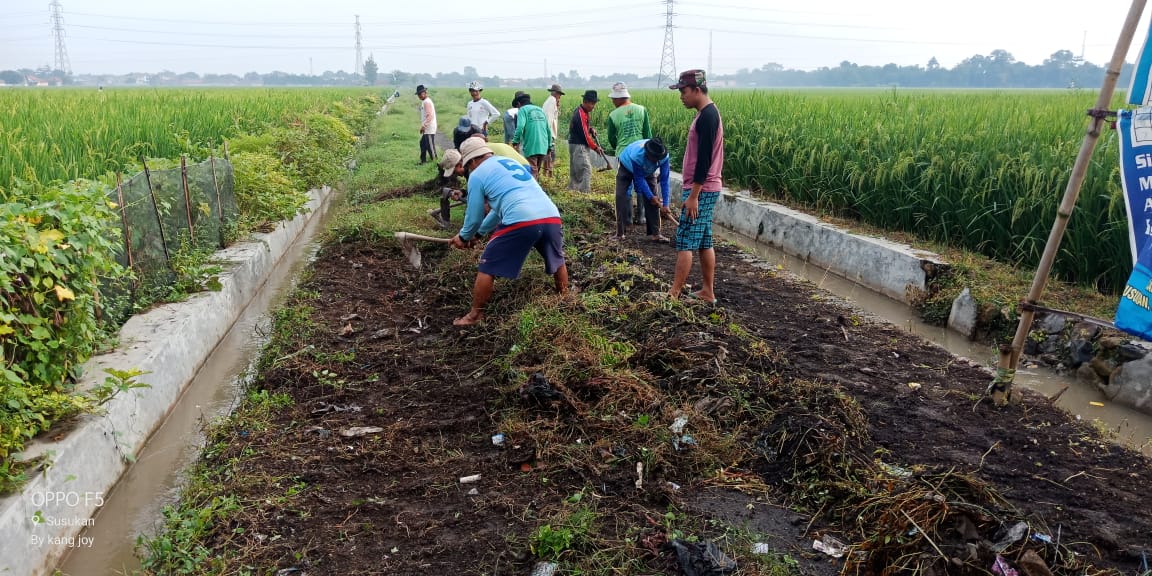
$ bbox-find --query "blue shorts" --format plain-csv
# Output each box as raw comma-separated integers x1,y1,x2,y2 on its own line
478,218,565,279
675,191,720,252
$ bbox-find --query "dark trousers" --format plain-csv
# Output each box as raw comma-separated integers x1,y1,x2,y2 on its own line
615,168,659,237
420,133,437,163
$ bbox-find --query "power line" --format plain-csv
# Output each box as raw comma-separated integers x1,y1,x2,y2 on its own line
68,26,657,51
61,4,659,28
675,12,902,30
64,16,635,41
676,26,995,46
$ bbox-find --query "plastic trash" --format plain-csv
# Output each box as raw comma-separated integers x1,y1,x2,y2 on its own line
991,521,1029,552
667,539,737,576
670,415,689,434
672,434,697,451
530,562,558,576
467,488,479,496
460,474,482,484
339,426,384,437
492,433,505,446
751,542,771,554
812,534,846,558
991,555,1019,576
521,372,563,403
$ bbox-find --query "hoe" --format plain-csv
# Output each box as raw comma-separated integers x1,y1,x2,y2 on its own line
394,231,452,268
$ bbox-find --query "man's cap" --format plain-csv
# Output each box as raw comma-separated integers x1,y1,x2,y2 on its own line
582,90,599,103
668,69,707,90
459,137,493,166
457,116,472,130
609,82,630,99
547,83,565,95
644,137,667,160
467,80,483,91
415,84,427,94
439,149,462,178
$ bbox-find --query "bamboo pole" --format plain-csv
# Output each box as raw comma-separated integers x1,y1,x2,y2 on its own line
992,0,1148,406
140,157,172,263
115,172,133,269
180,155,195,242
210,154,224,248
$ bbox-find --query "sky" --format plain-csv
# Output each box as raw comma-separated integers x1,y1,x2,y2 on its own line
2,0,1152,78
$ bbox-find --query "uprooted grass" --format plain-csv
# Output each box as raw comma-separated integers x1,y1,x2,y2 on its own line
470,213,1101,574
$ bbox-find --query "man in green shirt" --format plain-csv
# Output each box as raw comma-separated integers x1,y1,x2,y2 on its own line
511,93,553,178
607,82,653,224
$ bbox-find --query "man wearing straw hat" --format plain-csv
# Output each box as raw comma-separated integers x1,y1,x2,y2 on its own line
449,138,568,326
542,83,564,177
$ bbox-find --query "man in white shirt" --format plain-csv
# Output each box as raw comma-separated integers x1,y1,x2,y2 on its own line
541,83,564,178
417,84,438,164
465,81,500,136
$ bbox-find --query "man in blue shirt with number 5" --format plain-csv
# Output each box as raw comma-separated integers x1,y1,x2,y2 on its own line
449,139,569,326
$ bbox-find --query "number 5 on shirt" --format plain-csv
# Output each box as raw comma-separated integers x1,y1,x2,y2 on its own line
497,158,532,182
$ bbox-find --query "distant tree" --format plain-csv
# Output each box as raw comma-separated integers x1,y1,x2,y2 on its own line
927,57,940,71
364,55,379,85
463,66,478,79
0,70,23,85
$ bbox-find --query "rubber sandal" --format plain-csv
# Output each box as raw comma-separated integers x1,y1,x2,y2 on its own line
684,291,718,305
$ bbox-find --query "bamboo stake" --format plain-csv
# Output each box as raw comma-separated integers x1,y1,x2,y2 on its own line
992,0,1148,406
180,155,195,242
115,173,133,269
140,157,172,263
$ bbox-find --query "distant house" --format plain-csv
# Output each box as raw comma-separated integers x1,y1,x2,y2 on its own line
24,75,60,87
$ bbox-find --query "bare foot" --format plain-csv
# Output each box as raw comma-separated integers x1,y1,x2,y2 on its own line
453,310,484,326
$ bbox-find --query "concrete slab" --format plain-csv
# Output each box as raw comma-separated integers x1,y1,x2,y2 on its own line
0,187,332,576
668,172,948,304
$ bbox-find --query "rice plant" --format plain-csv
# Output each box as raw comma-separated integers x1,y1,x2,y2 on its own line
0,87,377,190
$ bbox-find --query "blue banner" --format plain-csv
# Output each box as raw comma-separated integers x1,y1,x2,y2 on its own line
1118,108,1152,263
1116,237,1152,340
1129,21,1152,106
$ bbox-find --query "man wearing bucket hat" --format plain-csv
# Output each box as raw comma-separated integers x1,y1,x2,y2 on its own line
453,116,483,150
431,149,466,227
466,81,500,136
542,83,565,177
448,138,568,326
667,69,724,304
607,81,653,225
567,90,601,193
615,137,672,242
416,84,438,164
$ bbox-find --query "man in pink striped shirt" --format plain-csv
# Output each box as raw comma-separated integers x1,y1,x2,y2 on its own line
667,69,724,304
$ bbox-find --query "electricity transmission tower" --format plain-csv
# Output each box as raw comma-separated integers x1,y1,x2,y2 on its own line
50,0,71,75
354,15,363,77
657,0,677,88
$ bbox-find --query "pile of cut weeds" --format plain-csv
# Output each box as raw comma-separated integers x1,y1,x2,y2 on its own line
139,188,1152,576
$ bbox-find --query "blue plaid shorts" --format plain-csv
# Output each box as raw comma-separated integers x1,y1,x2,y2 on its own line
675,191,720,251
